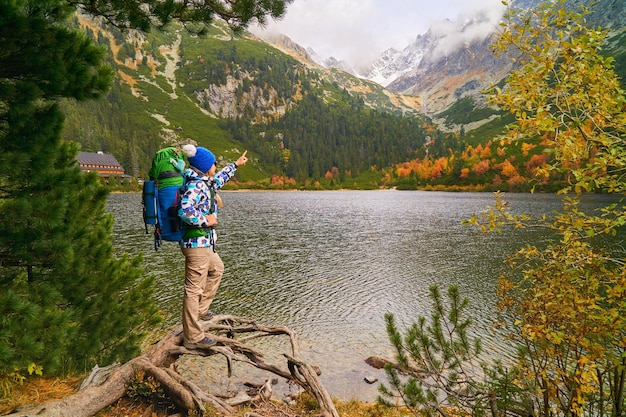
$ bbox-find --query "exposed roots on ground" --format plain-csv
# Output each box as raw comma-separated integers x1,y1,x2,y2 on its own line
5,315,339,417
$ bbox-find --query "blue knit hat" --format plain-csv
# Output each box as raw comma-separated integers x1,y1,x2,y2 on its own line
182,144,215,173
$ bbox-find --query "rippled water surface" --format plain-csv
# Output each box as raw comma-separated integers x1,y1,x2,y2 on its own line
107,190,616,401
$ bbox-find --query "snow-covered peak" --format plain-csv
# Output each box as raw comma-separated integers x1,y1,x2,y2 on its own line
357,31,435,87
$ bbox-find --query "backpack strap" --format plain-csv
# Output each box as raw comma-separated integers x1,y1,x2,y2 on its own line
180,176,216,248
158,170,182,180
154,228,162,250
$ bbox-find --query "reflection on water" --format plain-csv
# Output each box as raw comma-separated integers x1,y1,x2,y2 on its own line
107,190,618,401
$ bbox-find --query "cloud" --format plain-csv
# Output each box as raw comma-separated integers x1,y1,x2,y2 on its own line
252,0,388,66
429,6,505,60
251,0,505,67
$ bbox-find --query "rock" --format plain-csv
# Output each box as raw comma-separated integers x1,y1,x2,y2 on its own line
365,355,392,369
226,390,253,406
364,376,378,384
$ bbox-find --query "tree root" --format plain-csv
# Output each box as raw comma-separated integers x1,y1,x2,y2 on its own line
5,315,339,417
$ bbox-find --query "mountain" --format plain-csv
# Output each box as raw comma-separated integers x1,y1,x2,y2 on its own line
254,31,317,66
357,30,434,89
62,15,433,185
354,10,510,121
383,0,625,119
216,30,423,117
297,0,626,130
61,0,626,192
388,31,508,123
255,14,505,122
266,8,510,121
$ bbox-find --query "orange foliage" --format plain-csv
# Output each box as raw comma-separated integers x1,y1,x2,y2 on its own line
471,144,484,157
460,168,470,178
423,123,437,133
497,147,506,157
524,154,550,184
521,142,537,156
324,166,340,179
480,142,492,159
435,157,449,174
507,175,527,188
471,159,490,176
431,164,442,179
525,154,547,175
497,159,519,178
270,175,296,186
396,163,413,178
394,157,452,181
540,132,555,147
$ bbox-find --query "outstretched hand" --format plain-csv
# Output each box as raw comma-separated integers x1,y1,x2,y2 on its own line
236,150,248,167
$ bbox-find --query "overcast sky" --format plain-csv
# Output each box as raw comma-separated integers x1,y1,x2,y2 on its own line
251,0,505,67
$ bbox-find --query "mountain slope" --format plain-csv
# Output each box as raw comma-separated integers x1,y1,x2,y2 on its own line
343,0,626,126
62,15,433,182
250,32,423,115
357,31,434,88
388,32,507,117
62,1,626,191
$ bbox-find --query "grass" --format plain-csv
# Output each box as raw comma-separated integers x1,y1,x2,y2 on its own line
462,113,514,147
436,97,501,128
0,375,83,415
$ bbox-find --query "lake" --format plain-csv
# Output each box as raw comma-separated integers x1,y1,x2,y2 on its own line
107,190,615,402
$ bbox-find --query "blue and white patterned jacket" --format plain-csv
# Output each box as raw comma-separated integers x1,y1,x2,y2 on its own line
178,163,237,249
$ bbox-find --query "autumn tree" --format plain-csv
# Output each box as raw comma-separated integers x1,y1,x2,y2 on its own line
0,0,291,381
468,0,626,415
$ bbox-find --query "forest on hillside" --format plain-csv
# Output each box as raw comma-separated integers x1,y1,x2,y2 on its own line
60,8,626,191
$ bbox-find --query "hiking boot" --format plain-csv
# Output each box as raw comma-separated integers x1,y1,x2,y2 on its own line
199,310,215,321
184,337,217,349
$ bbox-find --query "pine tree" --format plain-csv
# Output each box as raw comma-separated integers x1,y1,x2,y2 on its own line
0,0,160,375
0,0,293,378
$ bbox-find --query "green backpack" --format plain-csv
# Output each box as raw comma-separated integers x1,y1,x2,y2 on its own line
148,147,185,188
143,147,187,249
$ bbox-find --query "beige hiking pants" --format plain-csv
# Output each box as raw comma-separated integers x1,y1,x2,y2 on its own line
181,247,224,344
